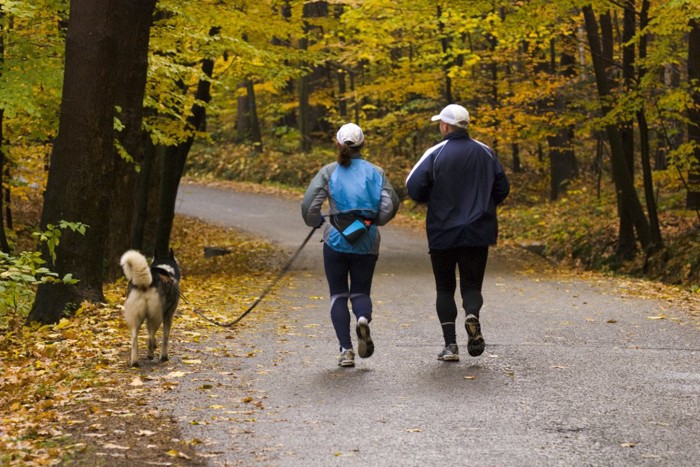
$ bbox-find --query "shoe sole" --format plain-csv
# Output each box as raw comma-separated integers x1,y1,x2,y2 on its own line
465,316,485,357
356,320,374,358
338,360,355,367
437,354,460,362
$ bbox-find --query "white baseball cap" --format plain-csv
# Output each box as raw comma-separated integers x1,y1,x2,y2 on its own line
336,123,364,147
431,104,470,129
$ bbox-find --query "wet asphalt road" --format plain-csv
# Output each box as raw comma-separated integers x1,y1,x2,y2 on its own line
169,182,699,466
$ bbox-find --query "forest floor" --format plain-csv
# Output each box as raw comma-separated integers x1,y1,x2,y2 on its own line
0,211,287,465
1,178,698,465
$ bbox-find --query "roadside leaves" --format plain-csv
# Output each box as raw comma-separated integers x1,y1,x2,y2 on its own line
0,215,284,464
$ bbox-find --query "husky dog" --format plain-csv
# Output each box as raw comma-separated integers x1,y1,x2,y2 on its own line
120,250,181,367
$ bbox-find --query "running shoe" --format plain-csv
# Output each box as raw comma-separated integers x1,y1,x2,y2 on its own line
356,316,374,358
465,314,485,357
437,343,460,361
338,349,355,367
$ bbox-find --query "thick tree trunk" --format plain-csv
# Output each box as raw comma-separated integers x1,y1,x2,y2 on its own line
583,5,651,256
130,136,156,251
103,0,156,281
29,0,120,324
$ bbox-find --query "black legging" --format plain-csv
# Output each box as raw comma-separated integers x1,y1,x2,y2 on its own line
323,243,378,350
429,245,489,346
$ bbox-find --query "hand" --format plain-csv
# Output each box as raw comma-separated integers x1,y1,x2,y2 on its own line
316,215,326,228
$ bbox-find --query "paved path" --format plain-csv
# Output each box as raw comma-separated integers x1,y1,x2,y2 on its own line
170,182,699,466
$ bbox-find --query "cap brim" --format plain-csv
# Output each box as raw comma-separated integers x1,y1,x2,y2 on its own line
430,115,442,122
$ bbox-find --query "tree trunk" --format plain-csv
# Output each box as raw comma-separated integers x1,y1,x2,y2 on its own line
687,18,700,210
235,79,262,152
636,0,662,247
511,143,521,174
548,128,578,201
236,81,250,142
0,108,10,254
0,14,9,254
597,9,635,257
437,5,453,104
298,35,311,153
621,2,635,177
245,79,263,152
103,0,156,281
153,29,217,257
583,5,651,256
542,40,578,200
28,0,120,324
338,71,347,118
130,135,156,251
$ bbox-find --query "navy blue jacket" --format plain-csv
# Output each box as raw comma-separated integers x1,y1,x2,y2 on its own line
405,131,510,249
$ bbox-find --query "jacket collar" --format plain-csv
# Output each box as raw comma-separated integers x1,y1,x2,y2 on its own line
444,130,470,141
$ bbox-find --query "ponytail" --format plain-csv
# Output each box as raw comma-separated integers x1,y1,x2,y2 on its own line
337,143,361,167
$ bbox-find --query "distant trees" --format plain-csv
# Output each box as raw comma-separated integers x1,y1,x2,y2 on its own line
0,0,697,322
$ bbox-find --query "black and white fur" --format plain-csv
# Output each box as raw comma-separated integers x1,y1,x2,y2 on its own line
120,250,180,367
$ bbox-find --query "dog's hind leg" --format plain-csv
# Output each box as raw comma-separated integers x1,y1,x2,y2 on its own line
129,320,143,367
146,319,158,360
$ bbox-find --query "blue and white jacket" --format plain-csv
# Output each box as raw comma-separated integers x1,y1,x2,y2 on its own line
405,131,510,249
302,155,399,255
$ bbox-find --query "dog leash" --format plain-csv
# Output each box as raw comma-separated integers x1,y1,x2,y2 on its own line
179,225,319,328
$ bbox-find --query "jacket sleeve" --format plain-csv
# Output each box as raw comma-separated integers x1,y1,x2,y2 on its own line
492,160,510,206
301,166,331,227
375,174,400,226
405,147,434,203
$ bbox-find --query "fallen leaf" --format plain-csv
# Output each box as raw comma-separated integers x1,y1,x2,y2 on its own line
647,315,667,320
182,359,201,365
103,442,130,450
130,377,144,386
166,449,192,459
620,442,637,448
406,428,422,433
136,430,155,437
464,376,477,380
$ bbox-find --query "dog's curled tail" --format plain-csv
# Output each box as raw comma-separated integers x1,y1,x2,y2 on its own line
120,250,152,288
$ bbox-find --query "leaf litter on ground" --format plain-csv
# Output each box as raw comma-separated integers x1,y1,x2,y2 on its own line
0,215,285,465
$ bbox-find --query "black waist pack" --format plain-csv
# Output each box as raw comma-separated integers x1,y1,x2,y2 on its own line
330,213,373,244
